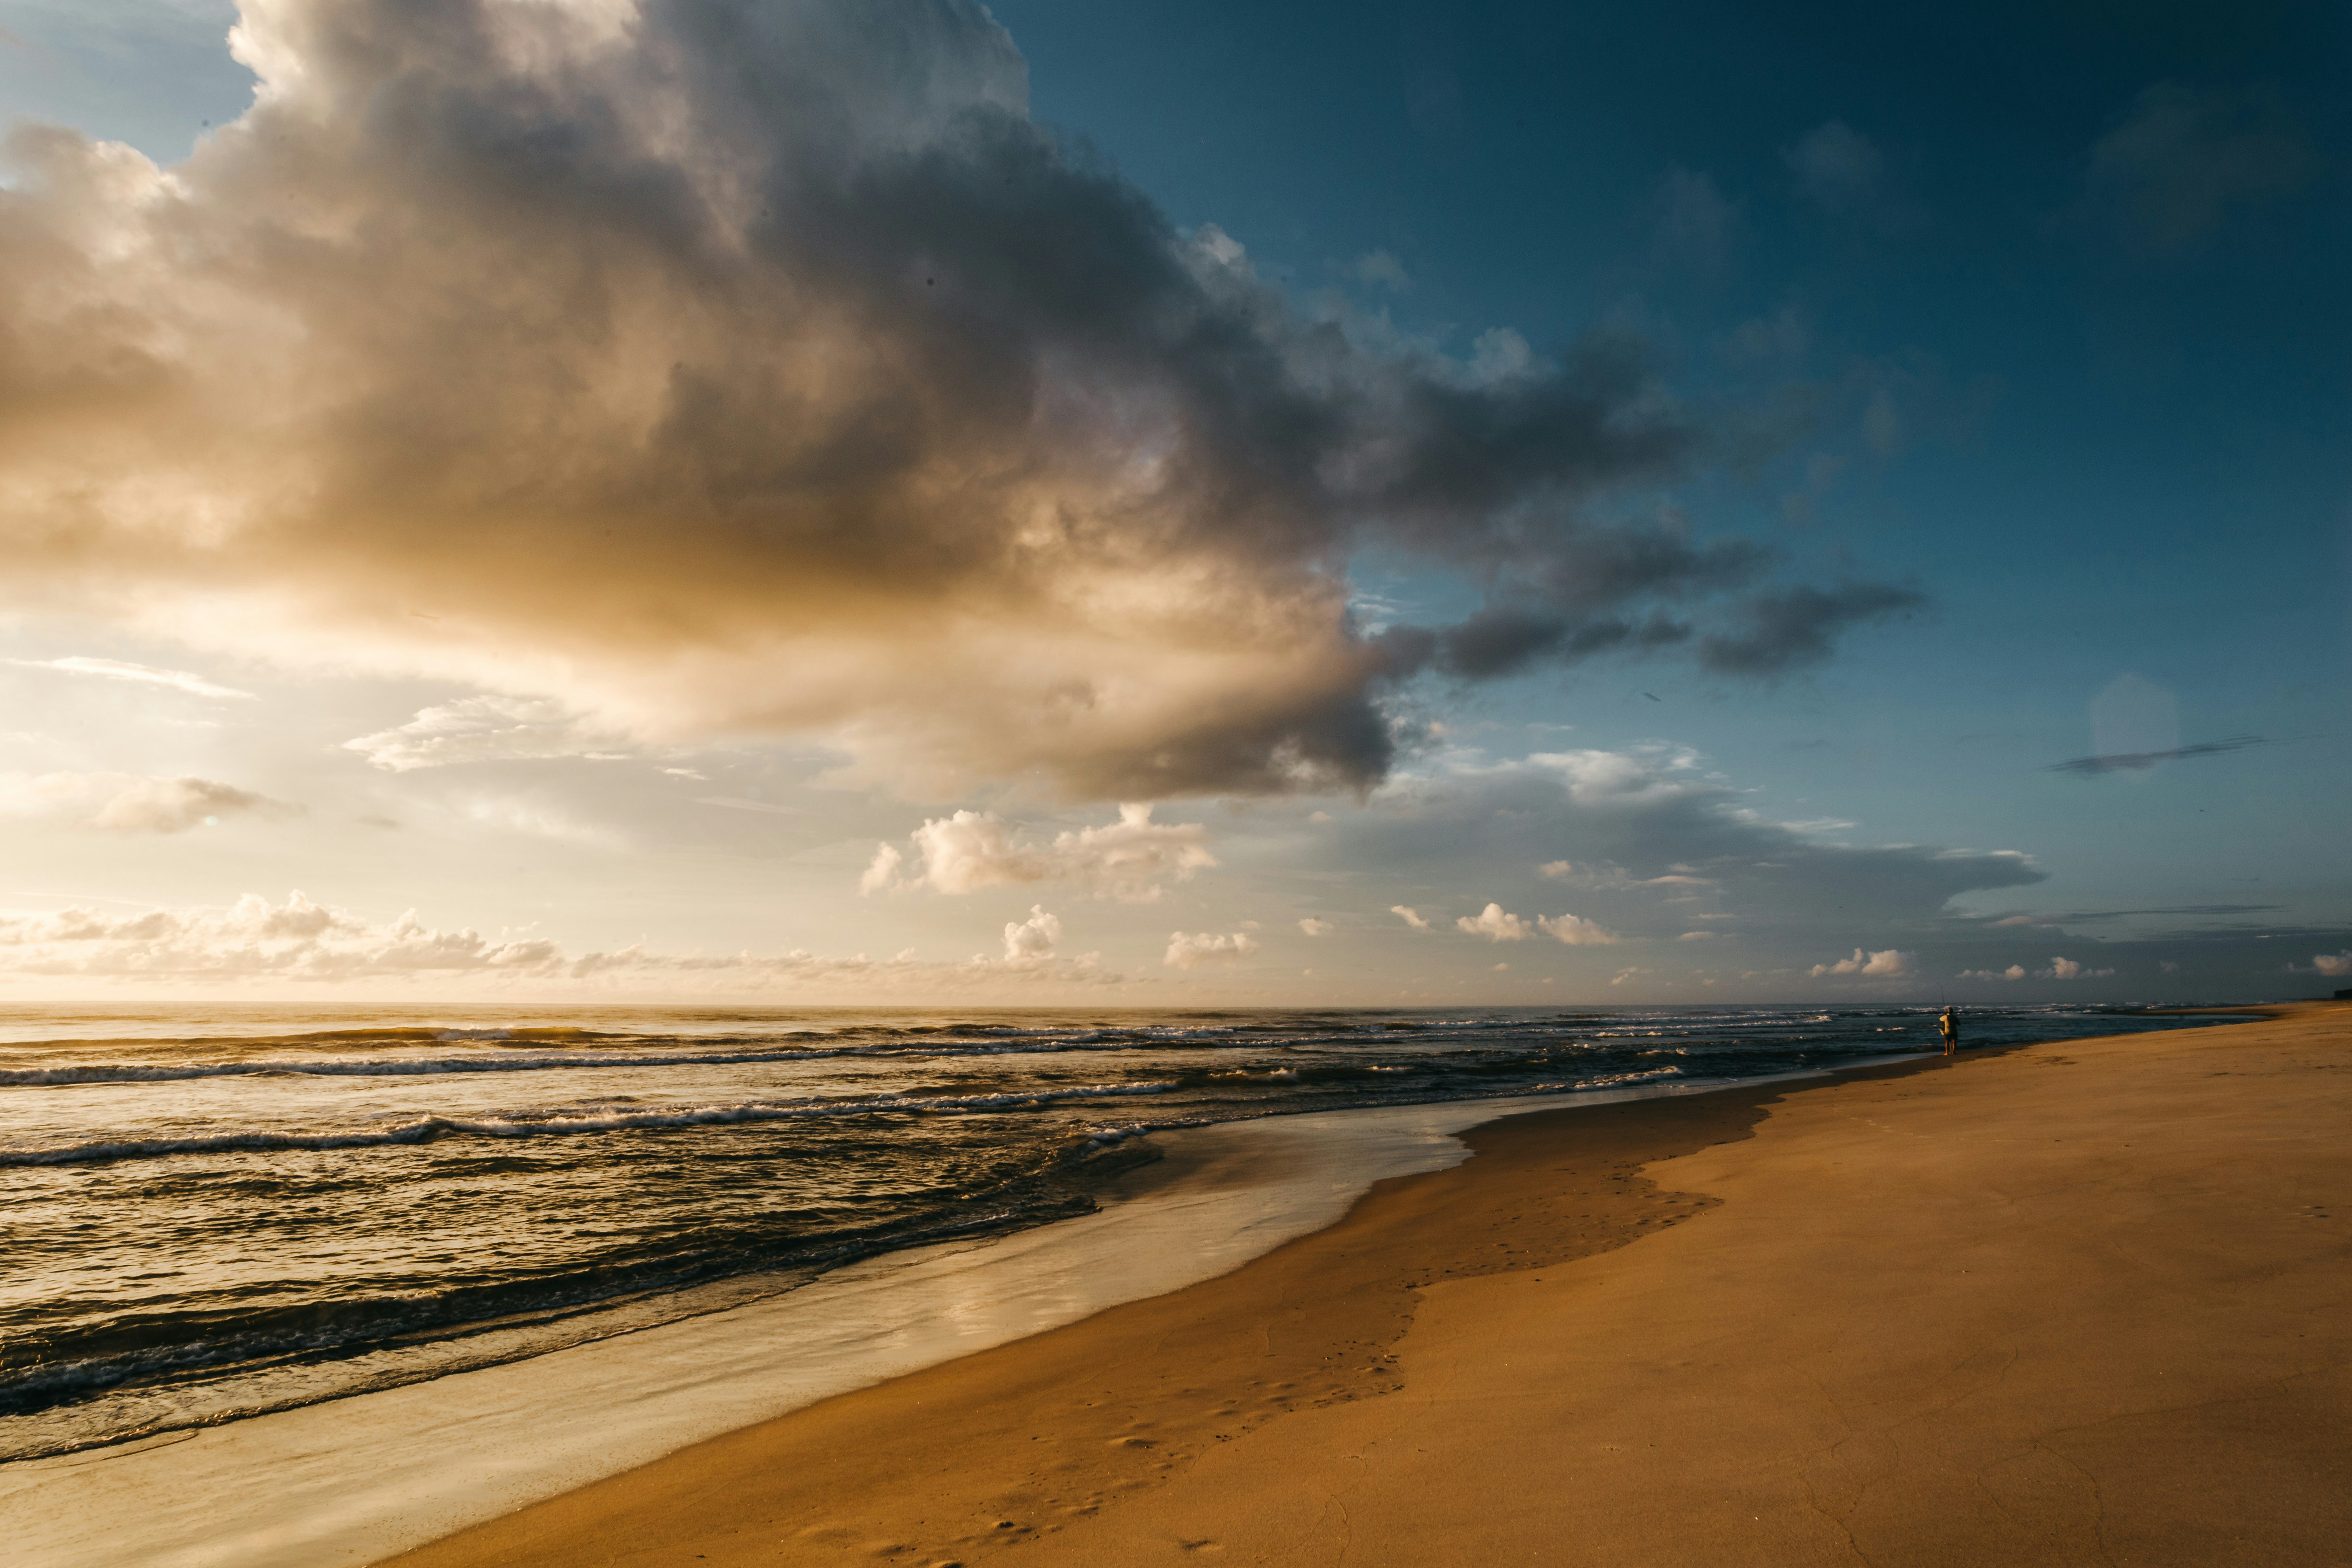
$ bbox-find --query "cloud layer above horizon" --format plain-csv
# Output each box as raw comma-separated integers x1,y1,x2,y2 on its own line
0,0,1920,801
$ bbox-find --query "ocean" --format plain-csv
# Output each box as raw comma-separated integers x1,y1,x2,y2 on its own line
0,1000,2238,1464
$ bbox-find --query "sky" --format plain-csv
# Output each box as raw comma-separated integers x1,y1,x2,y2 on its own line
0,0,2343,1005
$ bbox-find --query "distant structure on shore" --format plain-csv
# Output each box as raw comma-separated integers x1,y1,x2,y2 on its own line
2337,988,2352,1001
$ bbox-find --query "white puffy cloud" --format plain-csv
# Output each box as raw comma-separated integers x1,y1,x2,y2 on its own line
1344,249,1411,291
1457,903,1533,941
1537,911,1618,946
0,891,550,976
1431,899,1616,946
0,891,1120,991
865,804,1213,901
6,656,254,700
1810,948,1914,978
1528,748,1706,808
2042,956,2114,980
563,943,1117,990
1390,904,1431,930
1957,964,2028,981
2315,952,2352,978
859,843,906,896
1540,857,1714,893
343,696,632,771
1001,904,1061,962
0,771,292,833
1165,930,1259,968
1298,917,1335,936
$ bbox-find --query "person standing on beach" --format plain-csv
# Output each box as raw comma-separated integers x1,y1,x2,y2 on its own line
1939,1006,1959,1057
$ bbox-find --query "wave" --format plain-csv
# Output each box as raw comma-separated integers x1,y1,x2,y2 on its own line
0,1037,1294,1087
0,1009,1670,1061
0,1082,1178,1167
0,1033,1268,1086
0,1016,1632,1087
0,1046,821,1087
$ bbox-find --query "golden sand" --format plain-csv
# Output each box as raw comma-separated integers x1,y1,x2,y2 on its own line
391,1005,2352,1566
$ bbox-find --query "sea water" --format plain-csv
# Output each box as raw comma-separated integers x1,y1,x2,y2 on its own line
0,1001,2234,1463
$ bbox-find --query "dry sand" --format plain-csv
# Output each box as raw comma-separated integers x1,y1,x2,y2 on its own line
391,1005,2352,1567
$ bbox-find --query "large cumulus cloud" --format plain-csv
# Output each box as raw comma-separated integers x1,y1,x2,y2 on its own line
0,0,1913,798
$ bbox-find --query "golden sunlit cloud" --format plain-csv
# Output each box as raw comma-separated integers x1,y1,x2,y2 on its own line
0,0,1912,802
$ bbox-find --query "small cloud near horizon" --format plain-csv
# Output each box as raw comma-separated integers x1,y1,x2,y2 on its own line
1457,903,1534,941
1165,930,1259,968
1810,947,1913,978
2044,735,2272,776
0,772,294,834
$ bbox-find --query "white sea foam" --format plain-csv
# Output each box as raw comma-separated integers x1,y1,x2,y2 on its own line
0,1082,1178,1167
0,1025,1431,1085
0,1053,802,1086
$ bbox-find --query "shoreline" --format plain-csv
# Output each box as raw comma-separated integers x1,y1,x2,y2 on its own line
385,1004,2349,1567
0,1069,1850,1568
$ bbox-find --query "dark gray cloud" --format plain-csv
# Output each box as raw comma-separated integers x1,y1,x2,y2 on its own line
1413,605,1690,682
2089,83,2319,250
1782,120,1933,237
1785,121,1886,212
0,0,1915,798
1696,584,1925,676
1650,166,1739,273
1326,747,2044,942
2044,735,2271,776
2044,904,2281,924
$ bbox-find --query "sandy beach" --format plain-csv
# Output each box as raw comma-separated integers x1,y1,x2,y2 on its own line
6,3,2341,1563
384,1004,2351,1567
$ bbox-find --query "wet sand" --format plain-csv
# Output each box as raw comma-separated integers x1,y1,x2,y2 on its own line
392,1005,2352,1567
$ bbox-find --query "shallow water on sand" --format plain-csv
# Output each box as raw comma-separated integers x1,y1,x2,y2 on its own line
0,1000,2235,1460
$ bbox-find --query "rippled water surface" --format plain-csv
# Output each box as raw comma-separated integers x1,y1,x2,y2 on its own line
0,1000,2239,1461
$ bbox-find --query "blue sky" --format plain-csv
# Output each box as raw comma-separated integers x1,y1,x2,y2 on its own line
996,0,2352,967
0,0,2342,1002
